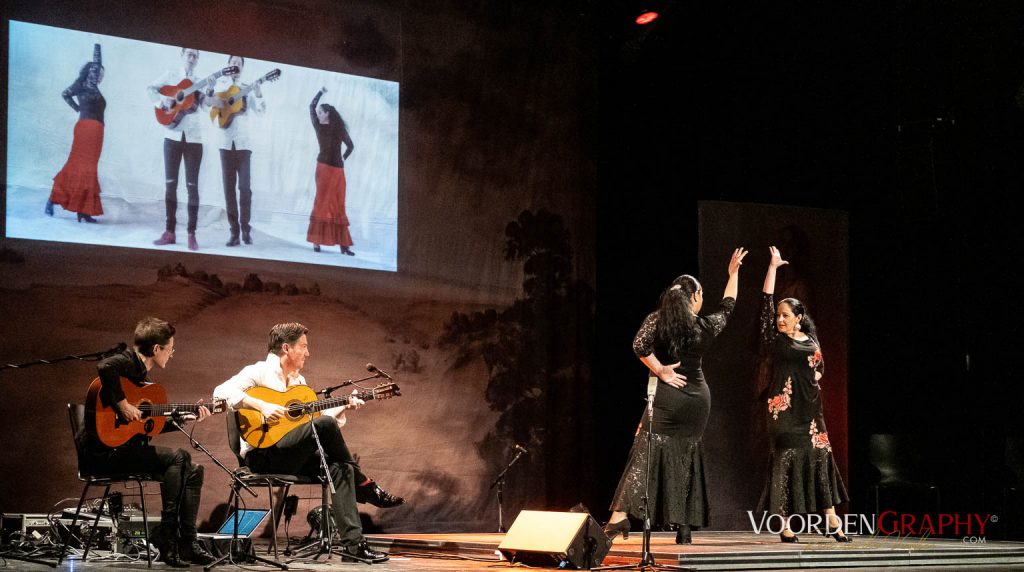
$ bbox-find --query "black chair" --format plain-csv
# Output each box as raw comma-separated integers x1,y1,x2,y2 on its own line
868,433,941,517
59,403,159,567
225,413,326,558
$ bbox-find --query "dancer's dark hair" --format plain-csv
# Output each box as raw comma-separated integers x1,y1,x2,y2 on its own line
655,274,702,359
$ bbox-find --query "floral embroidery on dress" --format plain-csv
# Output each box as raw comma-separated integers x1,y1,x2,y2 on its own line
809,419,831,451
768,378,793,420
807,349,823,369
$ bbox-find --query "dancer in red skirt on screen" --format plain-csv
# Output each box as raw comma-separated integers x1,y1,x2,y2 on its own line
307,87,355,255
46,44,105,223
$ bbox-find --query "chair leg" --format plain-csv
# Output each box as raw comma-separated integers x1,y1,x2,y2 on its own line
264,481,279,559
82,484,111,561
137,478,153,567
58,482,93,564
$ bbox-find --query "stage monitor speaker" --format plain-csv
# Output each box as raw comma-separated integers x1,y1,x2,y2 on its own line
498,510,611,569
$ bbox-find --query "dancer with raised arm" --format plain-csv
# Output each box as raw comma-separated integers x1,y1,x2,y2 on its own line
46,44,105,223
605,248,747,544
307,87,356,255
757,246,850,543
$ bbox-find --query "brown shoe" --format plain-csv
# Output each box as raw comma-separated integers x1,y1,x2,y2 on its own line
153,231,176,246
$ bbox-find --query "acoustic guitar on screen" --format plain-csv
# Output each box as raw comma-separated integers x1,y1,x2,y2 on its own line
237,383,401,448
154,65,239,128
85,377,227,447
209,68,282,129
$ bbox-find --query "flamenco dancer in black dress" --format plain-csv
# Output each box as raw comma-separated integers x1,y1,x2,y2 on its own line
605,248,747,544
758,246,850,542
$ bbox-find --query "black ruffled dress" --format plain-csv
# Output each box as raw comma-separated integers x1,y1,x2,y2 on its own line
757,293,848,516
609,297,735,528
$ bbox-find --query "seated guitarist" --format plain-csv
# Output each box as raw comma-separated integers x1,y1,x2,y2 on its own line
213,322,403,564
85,317,214,567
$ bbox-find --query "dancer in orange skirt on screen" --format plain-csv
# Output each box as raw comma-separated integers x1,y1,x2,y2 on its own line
307,87,355,255
46,44,105,223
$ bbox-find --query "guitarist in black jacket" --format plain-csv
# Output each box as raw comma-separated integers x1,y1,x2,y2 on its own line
85,317,213,566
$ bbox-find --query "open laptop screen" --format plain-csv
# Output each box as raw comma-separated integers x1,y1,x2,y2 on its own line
213,509,270,537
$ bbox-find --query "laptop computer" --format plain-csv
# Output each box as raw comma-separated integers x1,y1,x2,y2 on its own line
200,509,270,539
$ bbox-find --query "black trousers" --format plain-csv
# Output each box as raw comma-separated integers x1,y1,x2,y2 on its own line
220,147,252,236
82,444,204,539
243,416,364,545
163,135,203,233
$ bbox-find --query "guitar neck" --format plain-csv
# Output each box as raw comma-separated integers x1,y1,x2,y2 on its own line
138,402,208,415
179,72,222,98
300,392,376,414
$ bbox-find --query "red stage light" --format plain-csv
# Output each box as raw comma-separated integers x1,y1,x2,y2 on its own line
635,11,659,25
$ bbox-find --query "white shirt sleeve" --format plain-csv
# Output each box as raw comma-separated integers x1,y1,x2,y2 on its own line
213,364,260,409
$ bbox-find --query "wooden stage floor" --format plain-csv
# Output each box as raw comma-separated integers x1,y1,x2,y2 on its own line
4,531,1024,570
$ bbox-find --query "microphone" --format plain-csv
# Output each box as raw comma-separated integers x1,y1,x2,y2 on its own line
366,363,392,380
512,444,529,455
103,342,128,357
647,376,658,397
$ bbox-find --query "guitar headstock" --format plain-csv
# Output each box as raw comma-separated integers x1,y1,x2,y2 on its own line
263,69,282,83
219,65,241,78
370,382,401,400
208,398,229,415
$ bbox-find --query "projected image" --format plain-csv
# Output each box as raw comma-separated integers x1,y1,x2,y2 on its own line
6,21,398,271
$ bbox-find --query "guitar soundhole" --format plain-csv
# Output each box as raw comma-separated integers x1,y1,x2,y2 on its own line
286,400,303,421
144,419,155,434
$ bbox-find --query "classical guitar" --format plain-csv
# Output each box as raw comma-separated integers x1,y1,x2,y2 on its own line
85,377,227,447
209,68,282,129
154,65,240,128
237,382,401,449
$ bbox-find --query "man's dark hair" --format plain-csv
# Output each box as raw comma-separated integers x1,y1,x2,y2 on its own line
134,317,175,357
268,323,309,354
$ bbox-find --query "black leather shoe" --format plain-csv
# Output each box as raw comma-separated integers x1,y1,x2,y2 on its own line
602,519,630,541
226,235,240,247
77,213,98,223
356,481,405,508
341,539,388,563
674,524,692,544
779,531,800,544
181,538,215,565
242,230,252,244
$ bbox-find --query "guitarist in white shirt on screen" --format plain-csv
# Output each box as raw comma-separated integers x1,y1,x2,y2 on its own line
213,322,403,564
147,47,214,252
208,55,266,248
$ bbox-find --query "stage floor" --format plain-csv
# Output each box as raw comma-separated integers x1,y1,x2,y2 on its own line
4,531,1024,570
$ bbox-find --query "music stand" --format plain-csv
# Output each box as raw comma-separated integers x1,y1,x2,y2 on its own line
594,379,694,571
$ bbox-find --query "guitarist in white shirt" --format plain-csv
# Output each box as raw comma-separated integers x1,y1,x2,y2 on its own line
213,322,403,564
209,55,265,247
147,48,209,251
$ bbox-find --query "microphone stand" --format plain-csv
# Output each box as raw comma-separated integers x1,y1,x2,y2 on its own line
317,373,380,397
287,403,337,562
0,343,127,372
163,412,286,571
595,379,693,572
490,448,527,533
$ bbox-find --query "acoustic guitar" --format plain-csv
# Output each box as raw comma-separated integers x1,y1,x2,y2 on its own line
153,65,239,128
85,377,227,447
237,382,400,449
209,68,282,129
